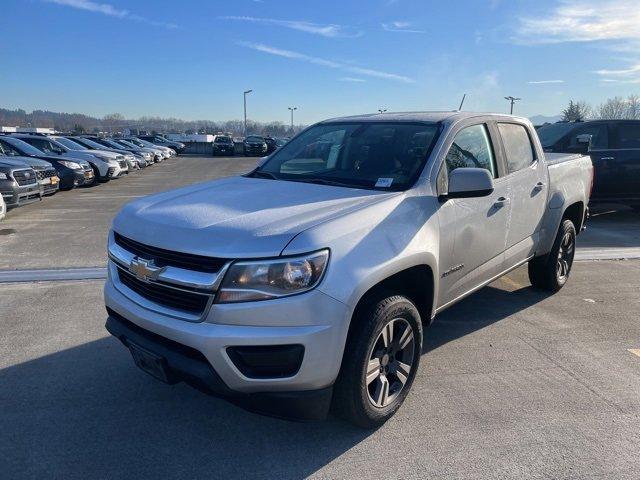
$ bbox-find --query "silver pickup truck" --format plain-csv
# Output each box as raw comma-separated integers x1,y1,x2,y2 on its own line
105,112,593,427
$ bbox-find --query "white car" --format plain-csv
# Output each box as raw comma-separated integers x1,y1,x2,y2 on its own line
0,194,6,221
52,136,129,177
13,134,125,182
126,138,172,159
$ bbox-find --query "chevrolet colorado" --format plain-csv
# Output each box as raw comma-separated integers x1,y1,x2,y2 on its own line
105,112,593,427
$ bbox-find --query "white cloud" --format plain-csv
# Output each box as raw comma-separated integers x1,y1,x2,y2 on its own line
382,21,425,33
527,80,565,84
221,16,362,38
238,41,415,83
594,64,640,76
515,0,640,44
44,0,177,29
339,77,366,82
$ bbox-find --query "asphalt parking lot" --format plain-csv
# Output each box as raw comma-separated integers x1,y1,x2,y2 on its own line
1,155,640,479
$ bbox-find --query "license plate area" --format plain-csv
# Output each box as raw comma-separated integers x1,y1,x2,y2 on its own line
128,342,174,383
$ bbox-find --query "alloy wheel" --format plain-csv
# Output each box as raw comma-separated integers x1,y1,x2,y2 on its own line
366,318,415,408
557,230,575,281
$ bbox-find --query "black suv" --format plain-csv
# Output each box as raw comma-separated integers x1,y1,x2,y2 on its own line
212,135,235,156
537,120,640,207
243,135,268,156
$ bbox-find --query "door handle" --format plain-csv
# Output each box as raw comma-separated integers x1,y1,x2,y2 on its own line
533,182,545,191
494,196,510,207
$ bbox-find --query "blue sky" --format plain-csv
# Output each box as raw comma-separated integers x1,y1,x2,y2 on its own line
2,0,640,124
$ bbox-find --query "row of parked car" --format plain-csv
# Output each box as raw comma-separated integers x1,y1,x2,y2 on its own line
0,133,186,220
212,134,288,156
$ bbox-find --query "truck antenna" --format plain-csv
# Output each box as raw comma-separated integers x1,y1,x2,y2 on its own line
458,94,466,111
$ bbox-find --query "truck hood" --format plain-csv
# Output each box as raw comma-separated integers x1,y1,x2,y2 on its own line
113,176,397,258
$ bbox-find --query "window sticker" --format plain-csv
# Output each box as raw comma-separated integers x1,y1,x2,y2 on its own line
375,177,394,188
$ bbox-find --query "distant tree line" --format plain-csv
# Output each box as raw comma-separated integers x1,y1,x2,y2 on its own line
0,108,305,137
561,95,640,122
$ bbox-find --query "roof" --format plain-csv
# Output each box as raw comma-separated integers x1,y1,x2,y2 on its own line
320,111,529,125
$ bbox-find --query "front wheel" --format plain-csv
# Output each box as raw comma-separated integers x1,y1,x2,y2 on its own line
528,219,576,292
332,294,422,428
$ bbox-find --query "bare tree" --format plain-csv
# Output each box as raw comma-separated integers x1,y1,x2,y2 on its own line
594,97,629,120
626,94,640,119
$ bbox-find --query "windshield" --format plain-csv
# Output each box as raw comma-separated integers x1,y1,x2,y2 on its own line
253,122,440,191
1,136,45,155
246,136,264,143
56,137,87,150
215,136,232,143
116,139,137,148
77,137,107,150
135,138,158,148
536,123,576,147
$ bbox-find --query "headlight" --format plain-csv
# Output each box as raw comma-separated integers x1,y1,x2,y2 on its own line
0,172,8,179
217,250,329,303
59,160,82,169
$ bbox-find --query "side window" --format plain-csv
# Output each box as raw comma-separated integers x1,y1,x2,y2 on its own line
27,138,49,152
444,124,497,178
497,123,536,174
569,124,608,150
614,123,640,149
0,141,19,156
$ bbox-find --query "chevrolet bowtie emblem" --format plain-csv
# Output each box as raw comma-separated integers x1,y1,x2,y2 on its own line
129,257,164,282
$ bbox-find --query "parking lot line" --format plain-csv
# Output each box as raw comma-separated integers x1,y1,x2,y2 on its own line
628,349,640,358
0,267,107,283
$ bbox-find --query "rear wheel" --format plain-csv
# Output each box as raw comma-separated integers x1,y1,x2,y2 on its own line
528,219,576,292
333,294,422,428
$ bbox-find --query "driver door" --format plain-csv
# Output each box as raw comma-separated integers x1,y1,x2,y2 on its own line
436,123,511,308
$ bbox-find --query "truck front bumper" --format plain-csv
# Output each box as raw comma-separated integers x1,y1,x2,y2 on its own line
104,273,351,418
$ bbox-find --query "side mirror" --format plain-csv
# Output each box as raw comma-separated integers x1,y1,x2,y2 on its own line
575,134,592,154
445,168,494,199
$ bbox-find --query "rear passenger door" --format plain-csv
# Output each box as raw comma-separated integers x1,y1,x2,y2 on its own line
609,122,640,199
497,122,547,267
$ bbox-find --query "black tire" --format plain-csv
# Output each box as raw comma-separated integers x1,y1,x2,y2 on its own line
93,166,108,184
528,219,576,292
332,294,422,428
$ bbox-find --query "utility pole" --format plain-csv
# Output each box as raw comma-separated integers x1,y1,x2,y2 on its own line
378,108,387,114
288,106,297,132
504,96,521,115
243,89,253,136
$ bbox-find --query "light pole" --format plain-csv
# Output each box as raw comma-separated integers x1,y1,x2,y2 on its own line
504,96,521,114
243,89,252,136
378,108,387,114
288,107,297,132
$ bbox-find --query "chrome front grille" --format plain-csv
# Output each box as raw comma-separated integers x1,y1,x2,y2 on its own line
108,232,230,321
114,232,227,273
12,169,37,186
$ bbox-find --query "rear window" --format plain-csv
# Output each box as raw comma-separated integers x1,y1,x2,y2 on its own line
615,123,640,149
498,123,536,174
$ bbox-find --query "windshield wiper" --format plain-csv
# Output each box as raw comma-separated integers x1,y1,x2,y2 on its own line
250,170,279,180
294,178,361,188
